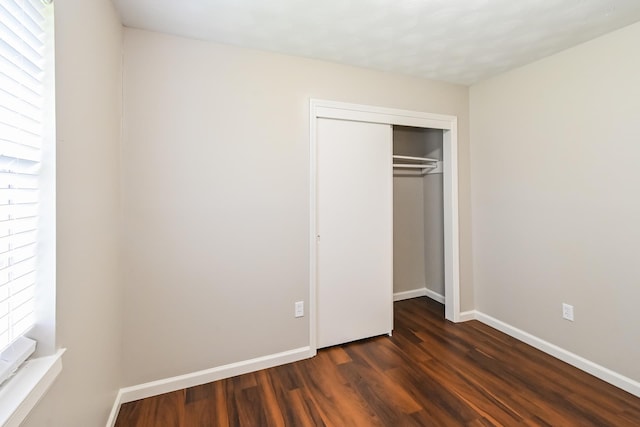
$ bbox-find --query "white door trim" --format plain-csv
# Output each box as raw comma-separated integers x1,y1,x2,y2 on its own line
309,99,462,355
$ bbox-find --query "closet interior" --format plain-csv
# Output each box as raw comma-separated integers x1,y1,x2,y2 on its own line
393,126,445,308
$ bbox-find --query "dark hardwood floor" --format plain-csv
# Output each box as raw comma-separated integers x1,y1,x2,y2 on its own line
115,297,640,426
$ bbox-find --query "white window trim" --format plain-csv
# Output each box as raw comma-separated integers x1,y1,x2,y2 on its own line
0,0,60,423
0,348,64,426
0,337,36,385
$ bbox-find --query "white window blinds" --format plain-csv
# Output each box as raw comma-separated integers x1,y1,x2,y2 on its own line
0,0,48,354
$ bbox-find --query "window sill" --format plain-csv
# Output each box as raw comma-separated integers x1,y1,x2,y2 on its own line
0,349,65,427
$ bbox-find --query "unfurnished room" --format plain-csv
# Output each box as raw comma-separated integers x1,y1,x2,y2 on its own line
1,0,639,426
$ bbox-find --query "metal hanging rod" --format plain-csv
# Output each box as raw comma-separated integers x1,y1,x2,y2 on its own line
392,155,439,163
392,164,437,169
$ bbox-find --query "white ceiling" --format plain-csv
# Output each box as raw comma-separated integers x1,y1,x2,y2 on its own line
112,0,640,85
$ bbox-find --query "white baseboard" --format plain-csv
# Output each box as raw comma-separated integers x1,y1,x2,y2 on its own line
394,288,426,301
458,310,476,322
106,346,312,426
424,288,445,304
394,287,444,304
105,389,123,427
473,311,640,398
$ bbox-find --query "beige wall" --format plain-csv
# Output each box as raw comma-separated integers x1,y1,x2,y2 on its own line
393,172,426,293
23,0,123,425
470,22,640,381
121,28,471,385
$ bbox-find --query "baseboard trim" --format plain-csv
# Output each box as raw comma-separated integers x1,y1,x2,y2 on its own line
473,311,640,398
424,289,445,304
105,389,123,427
394,288,426,301
458,310,476,322
107,345,312,424
394,287,444,304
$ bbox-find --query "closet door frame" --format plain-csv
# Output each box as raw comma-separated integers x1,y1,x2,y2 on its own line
309,99,462,355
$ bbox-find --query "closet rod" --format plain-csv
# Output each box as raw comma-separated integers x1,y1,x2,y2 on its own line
392,163,437,169
392,155,439,163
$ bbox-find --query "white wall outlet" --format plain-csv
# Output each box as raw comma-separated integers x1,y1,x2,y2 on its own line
562,303,574,321
294,301,304,318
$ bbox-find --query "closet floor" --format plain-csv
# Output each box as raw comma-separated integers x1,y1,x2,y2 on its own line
115,297,640,426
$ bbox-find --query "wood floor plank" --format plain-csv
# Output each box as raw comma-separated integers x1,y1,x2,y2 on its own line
255,370,286,427
116,297,640,426
385,363,479,425
286,388,326,427
291,353,383,426
324,345,351,365
416,358,525,426
116,389,185,427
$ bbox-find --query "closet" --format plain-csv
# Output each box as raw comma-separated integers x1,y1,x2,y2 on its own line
393,126,445,304
312,99,460,351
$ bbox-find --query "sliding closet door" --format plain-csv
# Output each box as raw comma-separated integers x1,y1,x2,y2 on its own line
316,118,393,348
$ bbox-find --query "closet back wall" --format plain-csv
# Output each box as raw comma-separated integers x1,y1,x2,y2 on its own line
121,28,470,386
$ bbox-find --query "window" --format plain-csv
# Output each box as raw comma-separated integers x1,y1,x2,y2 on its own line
0,0,55,385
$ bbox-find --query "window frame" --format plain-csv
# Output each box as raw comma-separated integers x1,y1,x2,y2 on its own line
0,0,61,424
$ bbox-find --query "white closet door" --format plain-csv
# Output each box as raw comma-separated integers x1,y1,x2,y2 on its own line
316,118,393,348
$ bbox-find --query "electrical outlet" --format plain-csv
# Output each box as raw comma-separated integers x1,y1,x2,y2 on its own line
562,303,574,321
295,301,304,318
